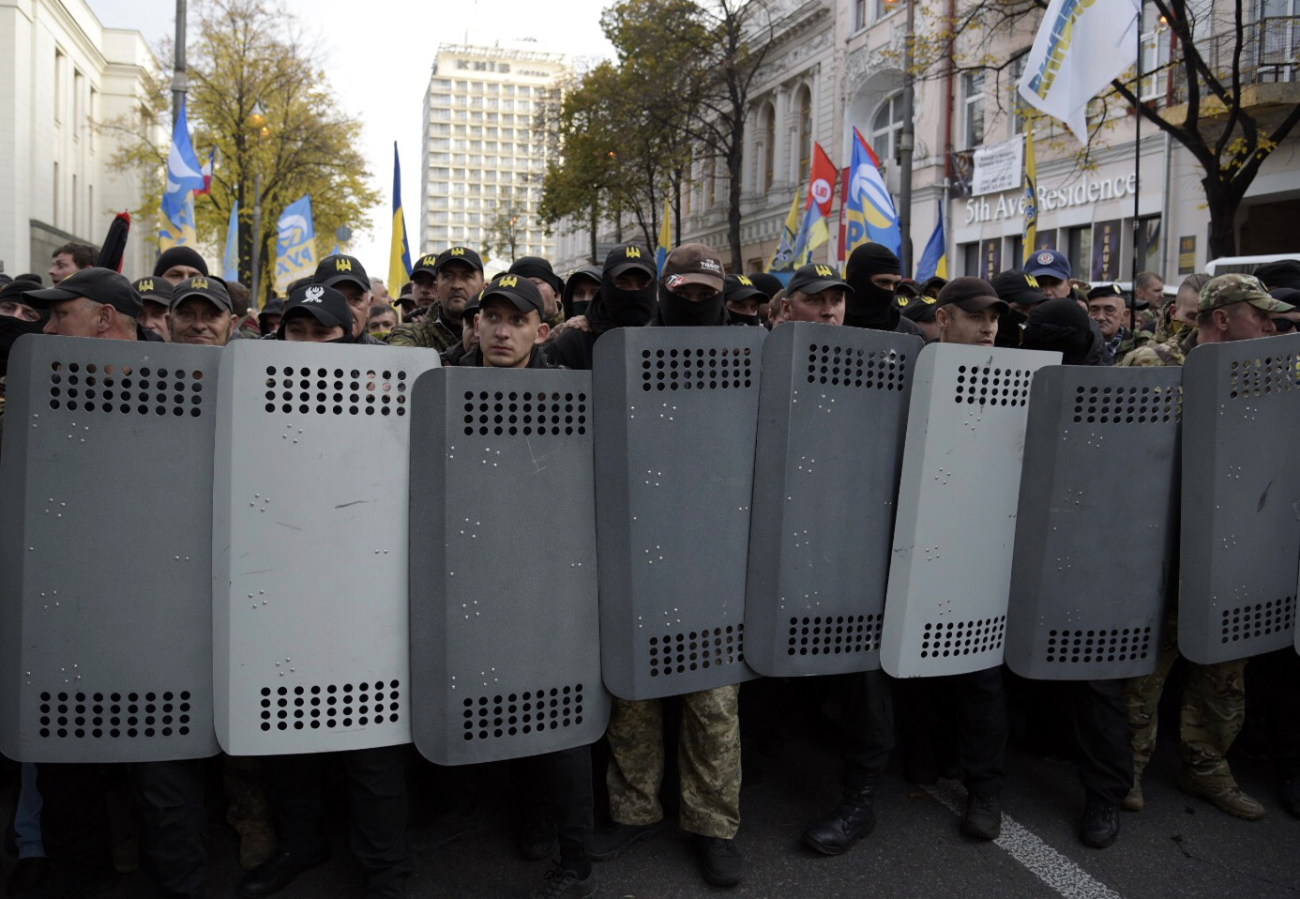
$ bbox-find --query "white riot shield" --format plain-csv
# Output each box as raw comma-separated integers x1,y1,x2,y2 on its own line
744,323,921,677
881,343,1060,678
1005,365,1181,680
213,340,439,754
0,335,221,762
1179,334,1300,664
593,326,765,700
407,367,609,765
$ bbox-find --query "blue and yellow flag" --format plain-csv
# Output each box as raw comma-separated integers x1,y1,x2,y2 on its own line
160,96,205,249
274,195,318,294
388,143,412,294
655,194,672,273
1022,119,1039,263
769,193,802,272
222,200,240,282
844,128,901,257
915,200,949,283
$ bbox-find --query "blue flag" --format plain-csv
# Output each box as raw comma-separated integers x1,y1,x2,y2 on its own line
160,96,205,246
222,201,240,283
274,195,318,294
915,201,949,283
844,128,901,257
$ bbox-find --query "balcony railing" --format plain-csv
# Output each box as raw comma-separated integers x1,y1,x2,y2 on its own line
1170,15,1298,104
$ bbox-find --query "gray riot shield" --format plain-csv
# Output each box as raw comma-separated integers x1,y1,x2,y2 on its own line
881,343,1061,678
744,323,922,677
407,367,609,765
1179,334,1300,664
213,340,439,755
1005,365,1181,680
593,326,765,700
0,336,221,763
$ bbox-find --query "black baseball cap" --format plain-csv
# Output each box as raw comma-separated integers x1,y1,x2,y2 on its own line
479,274,544,317
171,275,233,312
724,274,766,304
991,270,1047,306
314,254,370,293
279,283,351,334
434,246,484,274
787,263,853,297
604,244,656,279
935,276,1009,313
410,252,441,278
133,276,173,306
27,267,143,316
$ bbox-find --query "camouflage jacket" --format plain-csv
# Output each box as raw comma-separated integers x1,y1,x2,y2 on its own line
388,303,459,351
1118,329,1197,368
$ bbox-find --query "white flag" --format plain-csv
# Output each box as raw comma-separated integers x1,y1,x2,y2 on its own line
1017,0,1141,145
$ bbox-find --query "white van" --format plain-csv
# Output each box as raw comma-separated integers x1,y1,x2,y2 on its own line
1204,254,1300,276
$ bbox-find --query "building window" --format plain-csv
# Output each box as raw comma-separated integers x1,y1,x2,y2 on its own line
871,91,905,164
1010,56,1028,135
762,102,776,191
797,87,812,184
54,49,66,123
1140,2,1172,100
853,0,867,30
962,72,985,148
960,241,979,276
705,155,716,209
1066,225,1093,275
873,0,905,21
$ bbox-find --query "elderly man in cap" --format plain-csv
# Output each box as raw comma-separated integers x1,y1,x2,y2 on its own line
1122,273,1293,823
34,267,143,341
313,254,386,345
1086,283,1137,363
1024,249,1073,300
389,247,485,351
169,276,238,346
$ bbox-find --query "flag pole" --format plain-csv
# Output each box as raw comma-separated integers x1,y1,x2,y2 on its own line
1129,14,1143,335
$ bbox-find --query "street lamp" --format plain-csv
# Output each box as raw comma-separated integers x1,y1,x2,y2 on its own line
247,102,269,306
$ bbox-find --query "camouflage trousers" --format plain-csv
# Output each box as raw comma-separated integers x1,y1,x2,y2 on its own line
605,685,741,839
1125,607,1247,787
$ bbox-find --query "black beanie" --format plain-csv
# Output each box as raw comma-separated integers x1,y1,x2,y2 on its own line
508,256,563,297
1022,297,1101,365
843,244,902,330
154,246,209,277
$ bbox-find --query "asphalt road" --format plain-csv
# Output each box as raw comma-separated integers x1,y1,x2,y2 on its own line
4,689,1297,899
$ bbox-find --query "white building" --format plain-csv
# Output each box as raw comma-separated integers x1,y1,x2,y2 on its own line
420,43,570,269
0,0,161,280
554,0,1299,282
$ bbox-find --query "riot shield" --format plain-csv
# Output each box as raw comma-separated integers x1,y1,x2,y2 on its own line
213,340,439,754
0,335,221,762
1006,365,1181,680
881,343,1060,678
744,322,921,677
407,367,609,765
1179,334,1300,664
593,326,765,700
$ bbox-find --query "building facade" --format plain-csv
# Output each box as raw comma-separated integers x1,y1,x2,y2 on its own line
0,0,160,280
420,42,570,269
553,0,1298,283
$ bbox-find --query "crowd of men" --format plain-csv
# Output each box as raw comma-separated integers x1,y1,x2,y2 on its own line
1,237,1299,899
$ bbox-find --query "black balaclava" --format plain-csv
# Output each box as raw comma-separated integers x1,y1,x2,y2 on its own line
588,259,656,333
1022,297,1103,365
153,246,209,277
844,243,902,330
653,280,728,327
0,316,45,378
727,308,761,327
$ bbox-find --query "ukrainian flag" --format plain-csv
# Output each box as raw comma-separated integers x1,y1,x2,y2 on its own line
388,143,412,295
915,201,949,283
655,195,672,273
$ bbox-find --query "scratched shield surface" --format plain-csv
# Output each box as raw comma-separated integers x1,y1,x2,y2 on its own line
593,326,765,700
213,340,439,754
1006,365,1181,680
881,343,1060,678
0,336,221,762
1179,334,1300,664
406,368,608,765
744,322,921,677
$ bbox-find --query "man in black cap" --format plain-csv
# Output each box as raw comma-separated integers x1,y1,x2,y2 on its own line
934,276,1006,347
48,242,97,285
508,256,566,328
544,245,657,371
153,246,209,285
991,270,1050,349
842,244,922,336
460,276,551,368
169,276,238,346
389,247,485,351
777,263,849,326
134,276,174,341
561,266,601,320
274,284,356,342
312,254,385,345
30,267,144,340
722,274,767,326
1086,283,1135,363
258,299,285,337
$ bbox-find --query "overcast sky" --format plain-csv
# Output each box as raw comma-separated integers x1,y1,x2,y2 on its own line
86,0,615,282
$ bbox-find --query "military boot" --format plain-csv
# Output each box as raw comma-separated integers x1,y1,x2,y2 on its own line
802,777,878,856
1177,772,1265,821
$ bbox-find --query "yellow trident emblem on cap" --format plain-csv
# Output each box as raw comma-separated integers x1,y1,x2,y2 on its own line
336,258,352,272
738,275,752,286
1025,274,1040,288
421,255,437,267
815,265,833,277
139,278,154,292
499,275,519,287
192,277,209,289
625,247,642,258
450,247,466,256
